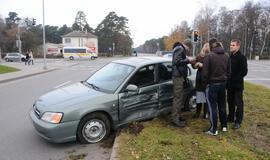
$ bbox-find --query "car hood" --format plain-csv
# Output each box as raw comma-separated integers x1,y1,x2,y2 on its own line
37,82,106,107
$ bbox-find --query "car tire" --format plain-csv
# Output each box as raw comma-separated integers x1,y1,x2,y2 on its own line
5,58,9,62
184,90,197,112
77,112,111,144
69,56,74,60
21,58,26,62
90,56,95,60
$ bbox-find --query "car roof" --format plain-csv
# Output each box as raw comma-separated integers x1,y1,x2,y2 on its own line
113,57,171,68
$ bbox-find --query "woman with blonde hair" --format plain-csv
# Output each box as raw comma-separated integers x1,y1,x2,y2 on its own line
192,43,210,118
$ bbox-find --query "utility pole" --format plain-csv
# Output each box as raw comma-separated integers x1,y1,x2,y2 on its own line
42,0,47,69
112,42,115,57
17,21,22,62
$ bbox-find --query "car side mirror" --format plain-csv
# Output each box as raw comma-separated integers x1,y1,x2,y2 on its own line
125,84,138,92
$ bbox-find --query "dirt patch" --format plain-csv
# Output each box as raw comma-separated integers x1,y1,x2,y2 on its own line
242,123,270,153
66,149,76,154
121,122,144,136
100,133,115,148
159,140,173,146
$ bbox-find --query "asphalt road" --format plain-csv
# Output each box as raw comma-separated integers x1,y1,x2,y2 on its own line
246,60,270,88
0,58,122,160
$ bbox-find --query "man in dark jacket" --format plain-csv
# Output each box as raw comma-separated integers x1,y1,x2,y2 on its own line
171,40,195,127
227,39,248,129
202,38,230,135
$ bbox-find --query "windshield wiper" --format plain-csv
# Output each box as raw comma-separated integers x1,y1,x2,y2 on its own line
82,81,100,90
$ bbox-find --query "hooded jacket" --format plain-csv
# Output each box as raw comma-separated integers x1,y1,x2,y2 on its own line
227,50,247,90
172,45,189,77
202,47,230,85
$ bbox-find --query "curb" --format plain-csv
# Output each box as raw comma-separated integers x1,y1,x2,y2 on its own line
110,133,121,160
0,68,59,84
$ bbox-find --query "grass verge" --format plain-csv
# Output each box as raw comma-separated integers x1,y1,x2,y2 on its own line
117,82,270,160
0,64,19,74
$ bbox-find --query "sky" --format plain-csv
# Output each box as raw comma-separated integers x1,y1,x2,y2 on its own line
0,0,259,47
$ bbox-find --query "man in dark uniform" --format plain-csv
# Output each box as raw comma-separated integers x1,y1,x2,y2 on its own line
171,40,194,127
227,39,248,129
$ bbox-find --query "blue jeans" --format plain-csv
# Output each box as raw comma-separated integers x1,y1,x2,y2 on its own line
206,82,227,132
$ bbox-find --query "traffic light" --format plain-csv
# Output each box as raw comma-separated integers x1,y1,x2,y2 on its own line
32,18,36,25
193,30,199,43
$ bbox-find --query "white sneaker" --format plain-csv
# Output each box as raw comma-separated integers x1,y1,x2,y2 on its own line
205,130,218,136
222,127,227,132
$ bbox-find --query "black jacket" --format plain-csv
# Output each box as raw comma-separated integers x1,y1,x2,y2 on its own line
227,50,248,90
202,47,230,85
172,45,189,77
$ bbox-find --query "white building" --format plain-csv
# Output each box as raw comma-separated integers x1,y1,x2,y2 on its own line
62,31,98,53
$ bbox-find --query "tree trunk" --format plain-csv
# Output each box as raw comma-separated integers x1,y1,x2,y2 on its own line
260,30,269,56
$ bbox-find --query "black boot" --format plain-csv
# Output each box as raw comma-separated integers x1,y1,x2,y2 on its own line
193,103,202,118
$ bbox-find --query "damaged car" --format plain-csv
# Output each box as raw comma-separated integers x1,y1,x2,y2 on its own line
30,57,196,143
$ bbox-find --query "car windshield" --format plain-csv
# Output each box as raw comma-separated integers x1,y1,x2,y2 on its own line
86,62,134,93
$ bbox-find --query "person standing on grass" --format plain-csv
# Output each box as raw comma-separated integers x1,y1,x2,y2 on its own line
192,43,210,119
227,39,248,129
202,38,230,136
171,40,195,128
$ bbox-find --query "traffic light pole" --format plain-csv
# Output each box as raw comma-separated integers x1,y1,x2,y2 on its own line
192,42,196,57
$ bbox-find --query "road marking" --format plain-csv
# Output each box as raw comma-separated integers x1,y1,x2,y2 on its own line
55,81,71,88
245,78,270,81
248,63,270,68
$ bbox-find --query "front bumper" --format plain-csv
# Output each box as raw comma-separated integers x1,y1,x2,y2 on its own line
30,110,79,143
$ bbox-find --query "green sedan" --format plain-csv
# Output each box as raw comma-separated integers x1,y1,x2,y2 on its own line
30,57,196,143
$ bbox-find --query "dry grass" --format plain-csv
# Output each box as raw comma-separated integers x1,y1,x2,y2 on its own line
117,82,270,160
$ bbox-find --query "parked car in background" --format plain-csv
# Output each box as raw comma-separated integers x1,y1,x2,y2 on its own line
30,57,196,144
162,53,173,58
4,52,26,62
156,50,173,57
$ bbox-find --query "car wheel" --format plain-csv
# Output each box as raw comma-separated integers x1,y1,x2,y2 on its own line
77,113,111,144
90,56,95,60
21,58,26,62
5,58,9,62
184,90,197,112
69,56,74,60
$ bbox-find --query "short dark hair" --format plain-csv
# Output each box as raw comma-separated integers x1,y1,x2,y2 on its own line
172,42,181,49
231,39,241,46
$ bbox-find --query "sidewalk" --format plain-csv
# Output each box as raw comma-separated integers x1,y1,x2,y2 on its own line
0,59,78,83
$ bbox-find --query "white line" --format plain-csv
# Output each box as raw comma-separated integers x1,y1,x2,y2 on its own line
248,63,270,68
245,78,270,81
55,81,71,89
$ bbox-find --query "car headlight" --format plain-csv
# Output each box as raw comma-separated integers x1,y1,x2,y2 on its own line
41,112,63,124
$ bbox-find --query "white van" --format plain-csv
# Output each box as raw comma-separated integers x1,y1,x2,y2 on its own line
63,47,98,60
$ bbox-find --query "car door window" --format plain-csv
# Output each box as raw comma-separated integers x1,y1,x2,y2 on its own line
158,62,172,82
128,65,155,87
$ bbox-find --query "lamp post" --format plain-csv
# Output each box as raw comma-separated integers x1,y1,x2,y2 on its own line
16,20,22,62
42,0,47,69
112,42,115,57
